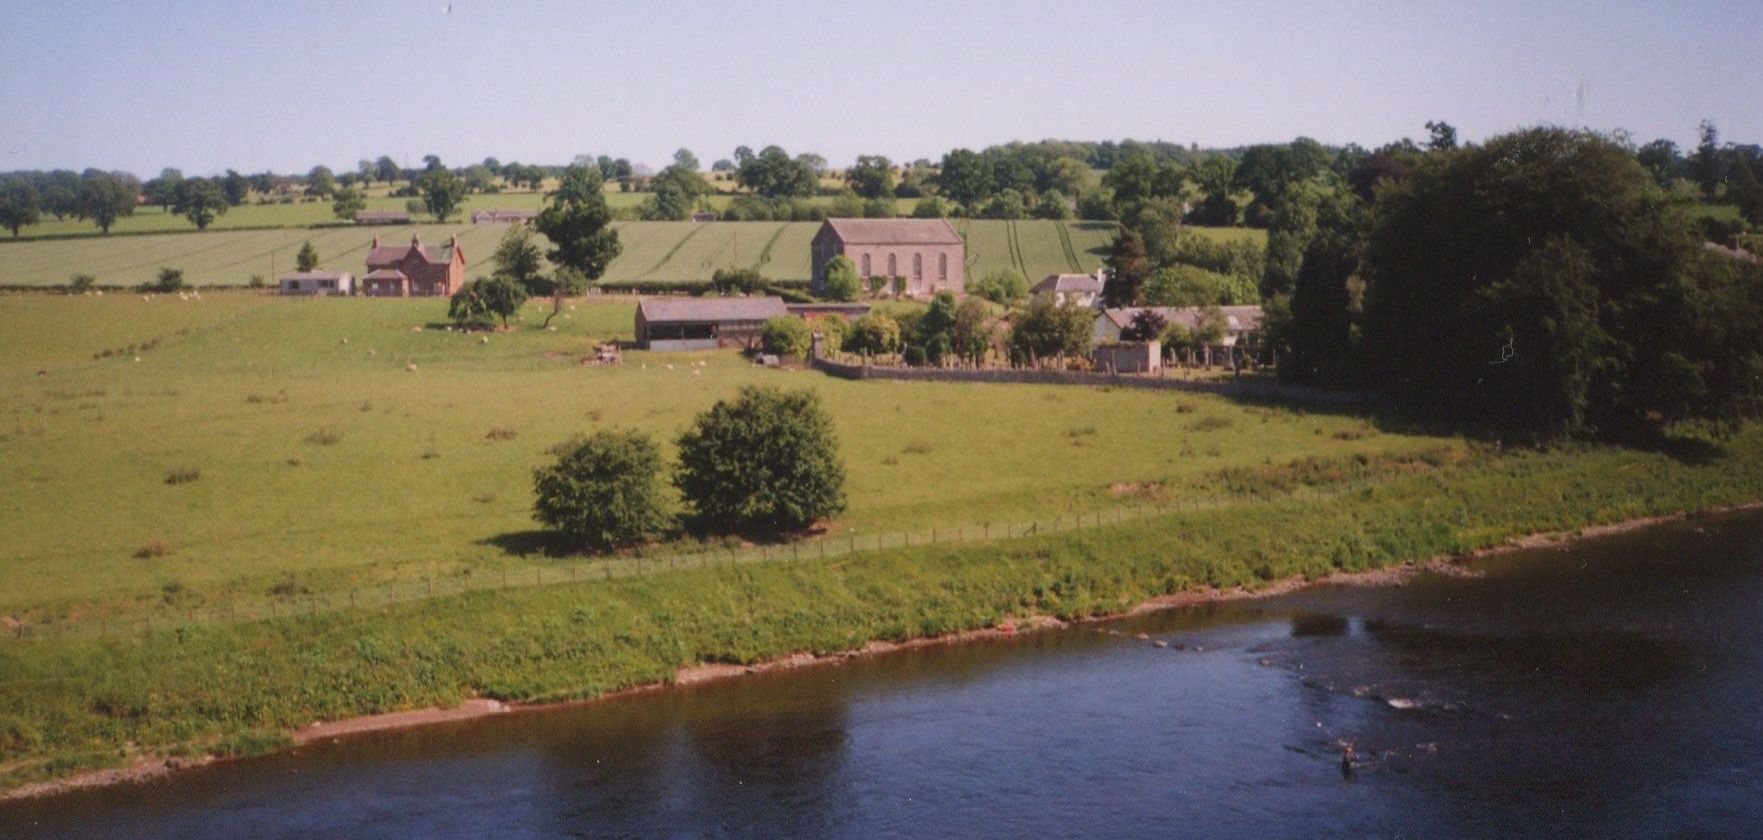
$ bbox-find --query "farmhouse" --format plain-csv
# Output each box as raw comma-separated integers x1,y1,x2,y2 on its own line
1032,271,1105,308
1095,305,1264,351
811,218,965,297
353,210,412,225
635,296,789,350
360,234,466,297
470,209,540,224
277,271,354,296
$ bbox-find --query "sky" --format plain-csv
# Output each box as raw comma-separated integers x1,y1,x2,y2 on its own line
1,0,1758,176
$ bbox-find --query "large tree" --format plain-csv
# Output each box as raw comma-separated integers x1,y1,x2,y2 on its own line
176,177,228,230
535,163,622,283
846,155,895,200
77,173,136,233
491,223,547,294
305,165,336,197
0,176,41,237
419,169,466,221
532,429,672,550
1688,120,1723,200
936,148,992,207
331,187,365,221
674,386,847,533
737,145,817,198
1102,226,1150,307
374,156,401,184
1359,127,1763,439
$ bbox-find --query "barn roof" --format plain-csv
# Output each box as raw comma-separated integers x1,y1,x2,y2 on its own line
637,296,789,324
822,218,962,245
1033,273,1103,293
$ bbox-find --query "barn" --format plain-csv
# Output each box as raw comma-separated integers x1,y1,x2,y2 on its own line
634,296,789,350
277,271,354,296
810,218,965,297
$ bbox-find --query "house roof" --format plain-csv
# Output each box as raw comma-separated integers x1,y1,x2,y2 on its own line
366,236,459,267
1033,273,1103,294
278,271,352,282
1101,305,1264,332
362,268,409,281
822,218,962,245
638,296,789,324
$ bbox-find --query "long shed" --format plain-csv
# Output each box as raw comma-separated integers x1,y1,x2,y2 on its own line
635,296,789,350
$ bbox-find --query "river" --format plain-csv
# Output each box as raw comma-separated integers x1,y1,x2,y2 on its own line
5,510,1762,838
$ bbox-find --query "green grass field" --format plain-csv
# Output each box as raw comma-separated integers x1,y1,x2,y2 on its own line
3,290,1763,792
0,293,1432,625
0,221,1264,289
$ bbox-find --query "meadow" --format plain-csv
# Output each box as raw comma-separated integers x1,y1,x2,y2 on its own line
3,290,1763,792
0,220,1266,289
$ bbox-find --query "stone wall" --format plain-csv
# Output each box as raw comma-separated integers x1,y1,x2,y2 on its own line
809,355,1366,405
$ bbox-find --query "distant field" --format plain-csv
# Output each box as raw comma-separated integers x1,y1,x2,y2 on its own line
0,221,1265,288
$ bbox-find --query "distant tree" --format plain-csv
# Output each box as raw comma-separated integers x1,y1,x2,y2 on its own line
1102,226,1150,307
936,148,993,207
827,189,865,218
294,241,319,272
463,164,495,193
536,163,622,284
1424,120,1459,151
847,155,895,199
491,224,548,294
1120,308,1167,342
419,169,466,221
221,170,249,205
1635,139,1683,187
1729,160,1763,226
39,170,80,219
331,187,366,221
143,168,183,207
482,157,502,176
951,296,994,363
1008,295,1093,363
672,148,700,171
674,386,847,532
911,196,948,218
733,145,755,165
821,254,861,301
711,267,765,295
1033,189,1072,219
796,152,828,174
1689,120,1723,199
971,267,1029,304
711,158,736,172
738,145,817,198
0,176,41,237
1046,156,1095,197
404,198,427,217
176,178,228,230
357,159,374,184
844,312,901,355
449,275,528,328
422,154,444,173
760,315,813,357
250,172,276,195
1144,264,1257,306
375,156,401,184
68,273,97,294
532,429,672,550
1186,156,1240,225
305,166,336,197
980,190,1027,220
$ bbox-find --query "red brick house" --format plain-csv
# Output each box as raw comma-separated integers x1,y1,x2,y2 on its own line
361,234,466,297
811,218,965,297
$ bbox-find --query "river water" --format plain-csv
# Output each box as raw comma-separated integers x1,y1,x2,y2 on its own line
5,511,1763,838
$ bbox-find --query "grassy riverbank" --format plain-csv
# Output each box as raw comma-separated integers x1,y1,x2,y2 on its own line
4,423,1763,792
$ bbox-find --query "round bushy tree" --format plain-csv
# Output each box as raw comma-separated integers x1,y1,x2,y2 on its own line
674,386,846,532
532,429,671,550
449,275,528,328
843,312,901,356
821,255,861,301
760,315,811,357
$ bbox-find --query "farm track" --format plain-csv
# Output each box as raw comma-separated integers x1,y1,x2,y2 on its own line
1057,222,1082,272
644,222,705,277
752,223,788,270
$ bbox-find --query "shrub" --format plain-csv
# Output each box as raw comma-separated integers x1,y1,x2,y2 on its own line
145,267,185,293
304,427,343,446
68,274,96,294
485,427,518,442
844,312,901,356
816,313,851,352
711,267,765,295
134,540,171,559
760,315,812,357
247,274,265,289
533,429,672,549
902,345,928,366
164,467,200,485
970,268,1029,304
821,255,861,302
674,386,846,532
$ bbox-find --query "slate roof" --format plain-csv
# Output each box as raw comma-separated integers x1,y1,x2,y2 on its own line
637,296,789,323
821,218,963,245
1033,273,1103,294
366,236,458,268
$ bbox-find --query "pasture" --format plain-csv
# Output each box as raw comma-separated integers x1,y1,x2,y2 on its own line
0,221,1264,289
2,292,1432,626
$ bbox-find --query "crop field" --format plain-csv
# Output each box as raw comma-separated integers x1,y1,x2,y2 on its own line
0,221,1264,289
0,293,1455,626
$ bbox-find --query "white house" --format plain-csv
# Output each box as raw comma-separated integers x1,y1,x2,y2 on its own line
278,271,354,296
1094,305,1264,347
1032,269,1106,308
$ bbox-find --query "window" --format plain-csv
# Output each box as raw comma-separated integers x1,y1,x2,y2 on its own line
939,252,948,280
913,253,923,280
887,253,897,276
861,253,871,276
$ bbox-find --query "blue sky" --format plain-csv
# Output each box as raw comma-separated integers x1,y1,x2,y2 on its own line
1,0,1757,175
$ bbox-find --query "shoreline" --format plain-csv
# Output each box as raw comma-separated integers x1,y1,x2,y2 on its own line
6,498,1761,802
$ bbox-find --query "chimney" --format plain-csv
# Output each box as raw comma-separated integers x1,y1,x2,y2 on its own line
371,234,379,248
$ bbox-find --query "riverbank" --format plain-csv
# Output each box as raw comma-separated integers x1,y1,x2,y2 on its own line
9,484,1763,802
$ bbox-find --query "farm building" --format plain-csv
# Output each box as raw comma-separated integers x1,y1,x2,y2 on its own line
691,212,720,222
277,271,354,296
1032,271,1105,308
811,218,965,298
353,210,412,225
470,209,539,224
1095,305,1264,351
635,296,789,350
360,234,466,297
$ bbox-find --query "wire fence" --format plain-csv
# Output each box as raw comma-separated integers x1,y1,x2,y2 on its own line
1,478,1394,645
